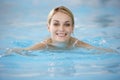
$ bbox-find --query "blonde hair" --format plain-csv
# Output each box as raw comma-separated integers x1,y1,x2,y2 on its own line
47,6,74,27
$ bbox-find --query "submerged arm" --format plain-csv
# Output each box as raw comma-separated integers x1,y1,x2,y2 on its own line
24,42,46,51
76,40,117,53
1,42,47,57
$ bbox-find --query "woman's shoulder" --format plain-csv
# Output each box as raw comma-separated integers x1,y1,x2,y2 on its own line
42,38,52,43
71,37,94,49
25,38,52,50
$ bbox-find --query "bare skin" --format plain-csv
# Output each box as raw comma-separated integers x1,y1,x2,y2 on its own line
2,7,117,56
11,12,116,53
24,37,115,53
23,12,98,51
25,37,94,50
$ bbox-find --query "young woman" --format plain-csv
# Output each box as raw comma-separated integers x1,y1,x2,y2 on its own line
25,6,95,50
4,6,115,56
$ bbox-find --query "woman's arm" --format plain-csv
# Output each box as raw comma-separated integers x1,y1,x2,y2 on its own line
24,42,46,51
1,42,47,57
76,40,117,53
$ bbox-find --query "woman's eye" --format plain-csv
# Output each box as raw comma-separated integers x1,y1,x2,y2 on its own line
65,24,70,27
53,23,59,26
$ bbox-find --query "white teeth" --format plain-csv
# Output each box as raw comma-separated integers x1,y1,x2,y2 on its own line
56,33,66,37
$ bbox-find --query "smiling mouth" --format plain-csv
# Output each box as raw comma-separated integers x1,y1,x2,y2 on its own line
56,33,67,37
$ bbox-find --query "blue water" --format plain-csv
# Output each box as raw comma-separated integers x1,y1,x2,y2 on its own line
0,50,120,80
0,25,120,80
0,0,120,80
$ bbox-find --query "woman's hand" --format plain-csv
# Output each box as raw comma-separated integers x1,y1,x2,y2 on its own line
0,47,37,57
95,47,119,53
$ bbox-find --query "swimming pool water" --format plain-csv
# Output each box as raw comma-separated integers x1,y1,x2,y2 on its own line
0,49,120,80
0,26,120,80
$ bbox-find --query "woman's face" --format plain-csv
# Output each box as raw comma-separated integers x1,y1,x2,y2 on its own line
48,12,73,43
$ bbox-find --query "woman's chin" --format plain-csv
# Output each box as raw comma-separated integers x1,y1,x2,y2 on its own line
55,37,66,42
56,39,66,42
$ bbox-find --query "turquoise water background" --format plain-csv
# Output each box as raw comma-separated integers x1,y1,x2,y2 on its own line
0,0,120,80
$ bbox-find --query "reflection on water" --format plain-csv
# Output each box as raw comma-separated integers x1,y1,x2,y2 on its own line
0,0,120,80
0,48,120,80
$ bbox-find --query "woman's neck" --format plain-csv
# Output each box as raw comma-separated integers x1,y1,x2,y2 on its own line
52,41,69,48
50,39,71,48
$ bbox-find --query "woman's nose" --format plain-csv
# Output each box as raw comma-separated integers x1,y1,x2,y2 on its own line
59,25,64,31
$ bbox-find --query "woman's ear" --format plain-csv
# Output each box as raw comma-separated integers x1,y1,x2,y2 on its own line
47,23,50,32
71,26,74,33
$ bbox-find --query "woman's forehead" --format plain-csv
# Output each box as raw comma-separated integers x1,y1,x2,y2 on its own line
51,12,72,22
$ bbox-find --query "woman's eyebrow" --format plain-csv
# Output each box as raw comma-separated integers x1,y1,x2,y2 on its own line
65,21,70,23
53,20,59,22
53,20,70,23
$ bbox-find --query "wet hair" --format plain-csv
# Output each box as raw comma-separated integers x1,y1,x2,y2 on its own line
47,6,74,27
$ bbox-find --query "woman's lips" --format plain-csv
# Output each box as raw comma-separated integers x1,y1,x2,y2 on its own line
56,33,67,37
